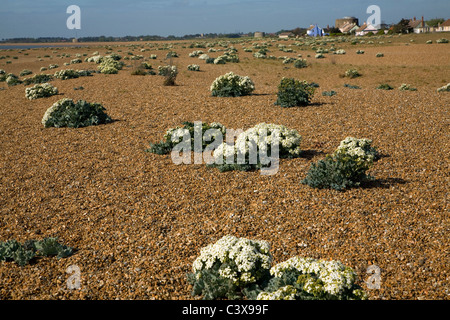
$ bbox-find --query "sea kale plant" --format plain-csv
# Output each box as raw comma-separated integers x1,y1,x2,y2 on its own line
210,72,255,97
25,83,58,100
210,123,302,172
344,68,361,78
147,121,226,155
301,137,378,191
22,73,54,85
0,237,73,267
187,236,368,300
255,256,368,300
187,64,200,71
41,98,112,128
437,83,450,92
274,77,315,107
97,57,124,74
186,235,273,300
158,65,178,85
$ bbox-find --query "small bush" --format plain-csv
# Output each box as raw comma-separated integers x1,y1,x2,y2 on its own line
315,53,325,59
302,137,377,191
131,68,147,76
22,73,53,85
19,69,33,77
376,83,393,90
0,237,73,267
274,77,315,108
25,83,58,100
436,38,449,44
186,235,273,300
322,90,337,96
42,98,112,128
376,53,384,57
97,57,124,74
344,84,361,89
398,83,417,91
5,74,22,86
334,49,346,55
437,83,450,92
356,50,365,54
158,65,178,86
210,72,255,97
147,121,226,155
210,123,302,172
344,68,361,78
70,58,82,64
187,64,200,71
294,59,308,68
54,69,80,80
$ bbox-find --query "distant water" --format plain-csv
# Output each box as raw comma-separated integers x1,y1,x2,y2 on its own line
0,44,90,50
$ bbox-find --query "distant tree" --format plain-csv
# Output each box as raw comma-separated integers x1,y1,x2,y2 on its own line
392,19,413,34
426,18,445,27
291,27,306,36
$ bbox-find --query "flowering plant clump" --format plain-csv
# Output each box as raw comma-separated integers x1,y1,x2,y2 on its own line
54,69,80,80
213,56,227,64
315,53,325,59
344,68,361,78
86,55,103,63
25,83,58,100
376,53,384,57
398,83,417,91
158,65,178,85
332,137,379,164
274,77,315,108
70,58,82,64
437,83,450,92
356,50,365,54
5,73,23,86
189,50,204,57
210,123,302,172
41,98,112,128
22,73,53,85
294,58,308,68
334,49,346,55
256,256,368,300
19,69,33,77
187,64,200,71
436,38,449,44
210,72,255,97
147,121,226,155
186,235,273,300
149,54,157,59
198,53,210,60
97,57,124,74
302,137,378,191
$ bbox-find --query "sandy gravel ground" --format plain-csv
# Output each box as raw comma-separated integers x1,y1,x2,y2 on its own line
0,33,449,300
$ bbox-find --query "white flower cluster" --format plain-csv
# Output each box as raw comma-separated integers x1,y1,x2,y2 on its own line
315,53,325,59
164,122,226,146
149,54,157,59
86,55,103,63
48,64,59,69
269,256,357,297
398,83,417,91
257,285,297,300
97,57,124,74
335,49,346,55
192,235,272,285
189,50,204,57
210,72,255,97
158,65,178,77
41,98,70,126
54,69,80,79
198,53,210,60
333,137,377,164
187,64,200,71
25,83,58,100
437,83,450,92
213,123,302,163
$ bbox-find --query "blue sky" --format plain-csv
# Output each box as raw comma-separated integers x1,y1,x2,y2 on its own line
0,0,448,39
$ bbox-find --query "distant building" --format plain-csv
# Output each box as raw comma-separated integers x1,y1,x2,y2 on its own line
307,25,325,37
335,16,359,29
409,16,431,33
355,23,383,36
339,22,359,34
278,32,294,39
436,19,450,32
254,31,265,38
